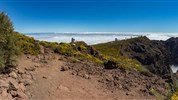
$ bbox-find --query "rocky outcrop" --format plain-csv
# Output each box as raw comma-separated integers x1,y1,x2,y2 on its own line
94,36,178,87
118,37,170,77
165,37,178,65
121,37,178,80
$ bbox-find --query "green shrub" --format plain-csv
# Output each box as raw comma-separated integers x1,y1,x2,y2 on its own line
0,12,20,70
15,32,40,55
171,90,178,100
40,41,103,63
78,44,87,51
40,41,77,56
139,67,153,77
73,51,103,63
39,41,59,49
55,43,76,56
149,87,164,100
0,51,5,71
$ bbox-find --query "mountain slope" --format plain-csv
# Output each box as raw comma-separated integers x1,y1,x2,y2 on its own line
0,33,176,100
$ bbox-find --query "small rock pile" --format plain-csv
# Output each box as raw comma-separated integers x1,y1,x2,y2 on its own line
0,67,35,100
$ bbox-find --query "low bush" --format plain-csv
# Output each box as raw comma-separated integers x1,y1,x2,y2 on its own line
74,51,103,63
149,87,164,100
15,32,40,55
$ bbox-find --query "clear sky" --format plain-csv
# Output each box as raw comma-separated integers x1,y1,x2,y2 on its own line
0,0,178,33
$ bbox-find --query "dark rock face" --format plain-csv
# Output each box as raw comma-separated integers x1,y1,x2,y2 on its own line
119,37,171,77
116,37,178,87
165,37,178,65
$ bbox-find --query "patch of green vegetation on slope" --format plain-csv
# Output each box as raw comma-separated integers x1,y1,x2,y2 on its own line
14,32,40,55
73,51,103,63
40,41,76,56
93,36,149,58
39,41,103,63
102,54,152,76
171,90,178,100
13,32,102,63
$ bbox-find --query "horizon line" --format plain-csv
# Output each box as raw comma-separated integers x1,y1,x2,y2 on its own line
23,32,178,34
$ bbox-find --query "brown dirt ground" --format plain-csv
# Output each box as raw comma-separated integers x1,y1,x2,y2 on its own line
17,53,168,100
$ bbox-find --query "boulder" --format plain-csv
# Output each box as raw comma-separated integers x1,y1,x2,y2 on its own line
8,78,19,91
42,76,47,79
61,66,69,71
25,66,36,71
17,90,28,99
10,90,18,97
21,79,33,86
18,83,26,92
21,74,32,80
1,90,13,100
9,72,18,79
104,60,118,69
17,69,24,75
83,74,90,79
34,63,40,68
1,90,8,98
0,80,9,88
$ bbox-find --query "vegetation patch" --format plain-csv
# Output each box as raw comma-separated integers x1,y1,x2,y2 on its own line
40,41,76,56
171,90,178,100
149,87,164,100
93,36,149,58
39,41,103,63
0,12,20,71
73,51,103,63
93,51,151,76
15,32,40,55
78,44,87,51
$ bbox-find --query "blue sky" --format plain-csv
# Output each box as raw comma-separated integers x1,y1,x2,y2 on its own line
0,0,178,33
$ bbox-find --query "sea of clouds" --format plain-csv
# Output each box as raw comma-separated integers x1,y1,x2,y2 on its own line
25,32,178,45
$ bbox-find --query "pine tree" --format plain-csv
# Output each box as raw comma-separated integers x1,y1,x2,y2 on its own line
0,12,19,71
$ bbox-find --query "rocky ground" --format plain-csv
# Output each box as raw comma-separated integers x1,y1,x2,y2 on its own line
67,61,170,99
0,58,34,100
0,51,170,100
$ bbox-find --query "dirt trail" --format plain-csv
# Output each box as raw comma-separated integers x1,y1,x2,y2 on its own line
16,54,163,100
27,60,107,100
17,55,126,100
